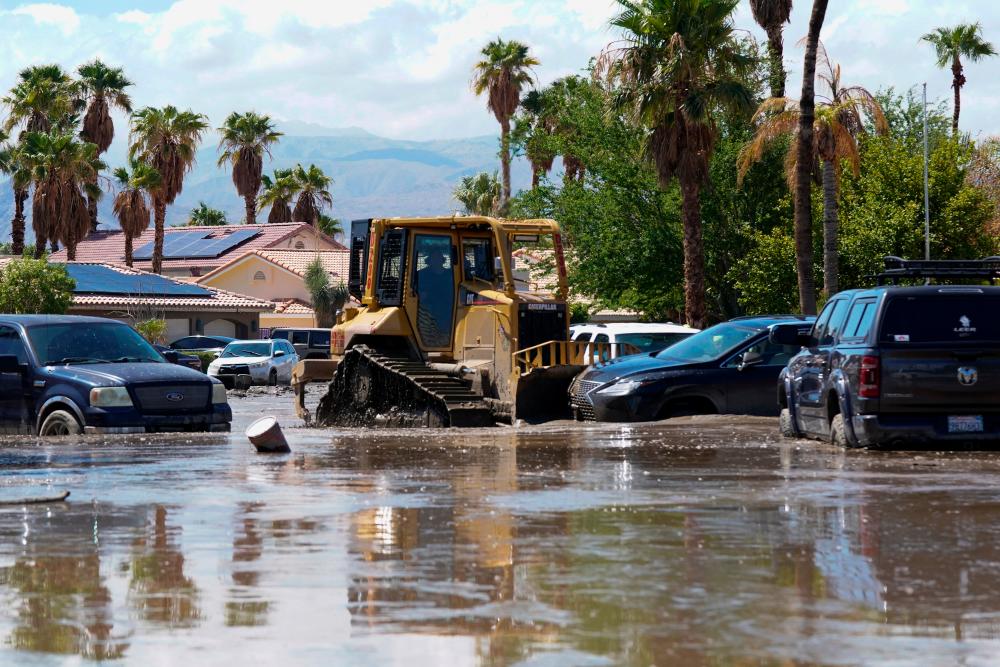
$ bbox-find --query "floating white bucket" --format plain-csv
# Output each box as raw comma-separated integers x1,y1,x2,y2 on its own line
246,417,290,453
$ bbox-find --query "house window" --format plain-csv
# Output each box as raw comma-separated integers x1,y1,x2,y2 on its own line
294,241,306,250
253,271,266,281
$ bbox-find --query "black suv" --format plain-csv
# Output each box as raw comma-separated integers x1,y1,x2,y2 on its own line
774,257,1000,448
0,315,231,436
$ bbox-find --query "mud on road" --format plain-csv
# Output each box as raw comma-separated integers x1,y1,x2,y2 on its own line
3,390,1000,665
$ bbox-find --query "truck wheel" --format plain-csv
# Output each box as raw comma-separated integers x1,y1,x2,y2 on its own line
830,414,852,448
268,369,278,386
40,410,82,437
779,408,797,438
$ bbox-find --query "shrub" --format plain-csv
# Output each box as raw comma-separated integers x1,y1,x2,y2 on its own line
0,259,75,314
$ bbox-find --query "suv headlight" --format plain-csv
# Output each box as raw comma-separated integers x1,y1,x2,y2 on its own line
212,383,228,404
90,387,133,407
248,360,268,368
596,377,656,397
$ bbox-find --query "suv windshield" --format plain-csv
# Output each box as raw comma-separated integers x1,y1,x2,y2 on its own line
28,322,164,366
880,295,1000,343
655,323,759,363
618,332,690,353
222,342,271,358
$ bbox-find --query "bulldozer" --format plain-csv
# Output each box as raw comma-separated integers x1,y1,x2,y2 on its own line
290,215,609,427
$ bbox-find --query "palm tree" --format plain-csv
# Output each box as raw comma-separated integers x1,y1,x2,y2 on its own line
738,44,887,296
0,132,29,256
599,0,754,328
749,0,793,98
792,0,829,315
453,172,501,216
78,60,133,232
291,164,333,225
112,160,160,267
128,106,208,273
922,23,997,134
186,202,228,226
19,131,104,260
472,38,540,207
258,168,297,223
317,214,343,239
217,111,282,224
514,90,557,188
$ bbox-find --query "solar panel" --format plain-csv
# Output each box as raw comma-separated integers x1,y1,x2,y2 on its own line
131,228,261,260
63,264,212,297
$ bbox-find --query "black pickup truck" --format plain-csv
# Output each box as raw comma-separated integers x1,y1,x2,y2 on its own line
772,257,1000,448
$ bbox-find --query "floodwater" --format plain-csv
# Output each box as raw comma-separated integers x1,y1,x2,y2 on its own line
4,394,1000,665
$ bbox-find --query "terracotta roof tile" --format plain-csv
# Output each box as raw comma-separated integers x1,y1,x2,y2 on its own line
273,299,315,315
49,223,345,273
256,249,350,280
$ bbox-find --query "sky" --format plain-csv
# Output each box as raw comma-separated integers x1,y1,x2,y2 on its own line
1,0,999,141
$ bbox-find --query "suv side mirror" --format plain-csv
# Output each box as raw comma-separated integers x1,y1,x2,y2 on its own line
769,323,811,348
737,350,763,371
0,355,24,374
274,350,285,357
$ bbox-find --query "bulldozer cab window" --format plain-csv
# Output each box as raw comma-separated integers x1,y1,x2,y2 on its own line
462,238,494,283
413,234,456,348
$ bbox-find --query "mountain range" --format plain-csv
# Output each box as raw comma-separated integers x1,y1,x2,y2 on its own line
0,121,533,241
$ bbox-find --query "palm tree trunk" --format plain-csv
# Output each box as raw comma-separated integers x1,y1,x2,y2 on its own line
531,164,540,189
679,177,707,329
34,229,45,260
952,56,964,134
822,159,839,297
245,193,256,224
152,199,166,274
50,240,58,254
500,117,512,207
125,233,134,267
88,193,99,233
793,0,829,316
11,186,27,256
766,26,786,98
66,226,77,262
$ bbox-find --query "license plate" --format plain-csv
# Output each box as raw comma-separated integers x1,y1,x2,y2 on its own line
948,415,984,433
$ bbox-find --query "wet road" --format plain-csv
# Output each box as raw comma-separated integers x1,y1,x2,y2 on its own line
3,392,1000,665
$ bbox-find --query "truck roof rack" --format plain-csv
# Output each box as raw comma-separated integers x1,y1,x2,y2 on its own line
875,256,1000,285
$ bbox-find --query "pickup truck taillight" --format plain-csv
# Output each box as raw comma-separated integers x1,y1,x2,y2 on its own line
859,355,880,398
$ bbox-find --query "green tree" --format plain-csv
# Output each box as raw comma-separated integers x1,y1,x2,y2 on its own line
19,131,104,260
186,202,228,226
135,319,167,344
472,38,539,207
113,160,160,266
291,163,333,226
922,23,996,134
317,214,343,239
128,105,209,273
304,257,348,328
749,0,793,98
512,90,557,188
599,0,754,328
258,168,298,224
453,172,501,216
0,259,75,314
77,59,133,232
217,111,282,224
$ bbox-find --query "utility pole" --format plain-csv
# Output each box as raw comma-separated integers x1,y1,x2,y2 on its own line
923,83,931,260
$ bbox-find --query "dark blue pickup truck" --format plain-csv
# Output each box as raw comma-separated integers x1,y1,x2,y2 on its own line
0,315,231,436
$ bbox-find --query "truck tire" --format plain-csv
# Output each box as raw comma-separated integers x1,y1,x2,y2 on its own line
40,410,82,437
830,413,853,448
779,408,797,438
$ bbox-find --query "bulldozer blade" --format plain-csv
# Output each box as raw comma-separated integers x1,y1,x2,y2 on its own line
514,365,585,423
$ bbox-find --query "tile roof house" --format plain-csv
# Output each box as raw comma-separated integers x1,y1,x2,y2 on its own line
53,262,273,342
195,249,351,331
49,223,345,279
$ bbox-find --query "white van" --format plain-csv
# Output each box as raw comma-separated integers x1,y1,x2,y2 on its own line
570,322,699,361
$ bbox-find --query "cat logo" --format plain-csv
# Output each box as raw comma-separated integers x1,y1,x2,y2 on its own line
957,366,978,386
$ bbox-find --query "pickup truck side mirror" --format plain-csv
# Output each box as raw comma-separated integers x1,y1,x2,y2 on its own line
0,354,24,374
163,350,179,364
737,350,763,371
769,323,811,348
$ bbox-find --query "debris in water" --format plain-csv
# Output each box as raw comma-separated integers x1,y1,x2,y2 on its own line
0,490,70,505
246,417,291,453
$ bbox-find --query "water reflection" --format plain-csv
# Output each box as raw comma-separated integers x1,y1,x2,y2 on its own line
127,505,200,627
226,502,270,627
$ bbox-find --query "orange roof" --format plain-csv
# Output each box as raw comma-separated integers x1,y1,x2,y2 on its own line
62,262,274,313
272,299,315,315
49,223,345,273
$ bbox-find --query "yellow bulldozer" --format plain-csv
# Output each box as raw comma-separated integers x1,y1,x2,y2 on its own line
291,215,609,427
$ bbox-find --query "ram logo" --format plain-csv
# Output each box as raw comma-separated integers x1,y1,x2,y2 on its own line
957,367,978,386
165,391,185,402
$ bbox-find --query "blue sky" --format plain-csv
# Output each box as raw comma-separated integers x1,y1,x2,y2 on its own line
1,1,999,140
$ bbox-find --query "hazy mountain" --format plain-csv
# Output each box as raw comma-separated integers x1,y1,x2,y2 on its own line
0,122,534,241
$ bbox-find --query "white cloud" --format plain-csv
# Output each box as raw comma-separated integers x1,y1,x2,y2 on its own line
9,2,80,35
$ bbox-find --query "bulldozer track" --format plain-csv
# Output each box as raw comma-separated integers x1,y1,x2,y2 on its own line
315,346,495,428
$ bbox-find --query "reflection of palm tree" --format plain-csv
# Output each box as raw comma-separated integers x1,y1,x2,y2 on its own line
226,502,270,627
128,505,201,627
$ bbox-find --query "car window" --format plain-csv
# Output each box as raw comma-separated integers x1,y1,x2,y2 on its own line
656,322,759,363
283,341,296,355
594,333,609,343
812,300,846,346
27,323,163,365
573,332,592,343
271,330,289,341
310,331,331,348
462,237,494,282
291,331,309,345
0,326,28,364
822,300,850,345
617,332,691,354
880,295,1000,343
842,299,876,340
172,337,195,349
725,339,801,368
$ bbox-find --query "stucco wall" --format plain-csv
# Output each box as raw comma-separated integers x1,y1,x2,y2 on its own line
201,256,311,303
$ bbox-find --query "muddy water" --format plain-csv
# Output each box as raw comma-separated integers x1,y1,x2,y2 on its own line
3,397,1000,665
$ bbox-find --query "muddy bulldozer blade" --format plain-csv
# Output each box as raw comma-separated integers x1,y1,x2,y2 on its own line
513,365,585,423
